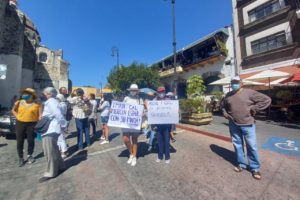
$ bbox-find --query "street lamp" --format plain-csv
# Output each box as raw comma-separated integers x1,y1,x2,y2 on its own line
111,46,120,68
165,0,177,96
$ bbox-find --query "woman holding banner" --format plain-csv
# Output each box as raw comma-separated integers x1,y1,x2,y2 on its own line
154,86,172,164
122,84,144,167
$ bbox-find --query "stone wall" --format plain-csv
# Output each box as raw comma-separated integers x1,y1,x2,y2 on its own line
0,4,24,55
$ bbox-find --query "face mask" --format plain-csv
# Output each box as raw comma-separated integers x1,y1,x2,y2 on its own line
231,83,240,91
130,91,137,96
63,94,68,98
21,95,31,100
158,93,165,98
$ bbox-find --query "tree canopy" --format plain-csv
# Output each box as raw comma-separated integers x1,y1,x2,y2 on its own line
107,62,161,93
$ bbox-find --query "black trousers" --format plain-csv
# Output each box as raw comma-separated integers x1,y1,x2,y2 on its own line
16,121,36,158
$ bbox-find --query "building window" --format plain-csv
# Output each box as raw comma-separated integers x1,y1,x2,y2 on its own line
39,52,48,62
251,32,287,54
248,0,282,23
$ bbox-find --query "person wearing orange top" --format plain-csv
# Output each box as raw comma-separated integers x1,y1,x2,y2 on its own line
12,88,42,167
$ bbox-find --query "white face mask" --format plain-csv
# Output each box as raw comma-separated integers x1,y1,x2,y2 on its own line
158,93,165,98
130,91,137,96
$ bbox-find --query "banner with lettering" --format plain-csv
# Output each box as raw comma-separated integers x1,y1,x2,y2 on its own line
147,100,179,124
108,101,144,130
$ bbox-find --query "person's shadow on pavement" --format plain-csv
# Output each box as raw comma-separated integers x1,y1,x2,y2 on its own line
63,150,88,172
0,143,8,148
210,144,236,166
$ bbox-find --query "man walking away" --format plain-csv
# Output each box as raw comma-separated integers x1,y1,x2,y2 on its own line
221,76,271,180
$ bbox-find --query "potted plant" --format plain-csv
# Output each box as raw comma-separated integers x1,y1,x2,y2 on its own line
180,75,213,125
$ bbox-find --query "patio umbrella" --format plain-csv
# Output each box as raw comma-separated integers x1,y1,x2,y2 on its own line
209,77,263,86
139,88,156,94
246,69,291,119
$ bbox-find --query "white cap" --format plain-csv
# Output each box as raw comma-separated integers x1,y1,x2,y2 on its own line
166,92,174,96
231,76,241,81
127,84,139,91
56,94,66,102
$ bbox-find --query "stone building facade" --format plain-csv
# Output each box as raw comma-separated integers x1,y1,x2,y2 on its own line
0,0,41,107
0,0,69,107
34,46,69,94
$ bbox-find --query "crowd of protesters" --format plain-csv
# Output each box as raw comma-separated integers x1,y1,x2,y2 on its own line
9,75,270,182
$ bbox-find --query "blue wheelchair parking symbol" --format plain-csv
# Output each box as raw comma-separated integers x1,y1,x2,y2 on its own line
262,137,300,158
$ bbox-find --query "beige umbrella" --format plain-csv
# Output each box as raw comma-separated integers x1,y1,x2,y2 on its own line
246,69,291,119
245,69,291,81
209,77,263,86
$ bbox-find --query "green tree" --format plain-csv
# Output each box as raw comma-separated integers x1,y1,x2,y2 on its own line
107,62,161,93
186,75,206,98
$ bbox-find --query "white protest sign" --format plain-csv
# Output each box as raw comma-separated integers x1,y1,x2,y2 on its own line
147,100,179,124
108,101,144,130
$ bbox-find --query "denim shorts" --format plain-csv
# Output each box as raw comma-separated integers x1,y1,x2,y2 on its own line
101,116,109,124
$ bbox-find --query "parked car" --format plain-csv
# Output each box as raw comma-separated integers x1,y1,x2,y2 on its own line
0,110,16,139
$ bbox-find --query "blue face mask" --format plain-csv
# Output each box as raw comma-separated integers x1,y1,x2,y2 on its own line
231,83,240,91
21,94,31,100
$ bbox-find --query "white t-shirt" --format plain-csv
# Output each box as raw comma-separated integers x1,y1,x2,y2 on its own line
99,101,110,117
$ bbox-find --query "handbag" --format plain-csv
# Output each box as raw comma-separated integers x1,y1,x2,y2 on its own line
34,116,52,134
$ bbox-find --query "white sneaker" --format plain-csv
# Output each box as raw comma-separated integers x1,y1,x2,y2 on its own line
165,159,171,164
100,140,109,145
100,136,105,140
127,155,134,164
156,158,162,163
131,157,137,167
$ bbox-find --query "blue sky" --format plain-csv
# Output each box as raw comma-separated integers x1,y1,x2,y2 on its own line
19,0,233,88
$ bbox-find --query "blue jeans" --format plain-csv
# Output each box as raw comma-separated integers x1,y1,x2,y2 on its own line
229,120,260,171
75,118,90,149
143,128,155,146
157,124,172,160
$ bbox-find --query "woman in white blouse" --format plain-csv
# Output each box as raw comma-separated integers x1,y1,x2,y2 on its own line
39,87,67,183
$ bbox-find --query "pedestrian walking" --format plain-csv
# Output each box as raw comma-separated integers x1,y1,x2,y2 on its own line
69,88,92,150
155,87,172,164
88,93,97,136
221,76,271,180
38,87,67,183
59,87,72,132
11,88,42,167
56,94,68,158
122,84,144,167
99,94,111,145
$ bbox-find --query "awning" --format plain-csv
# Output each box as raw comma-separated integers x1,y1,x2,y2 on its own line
291,73,300,82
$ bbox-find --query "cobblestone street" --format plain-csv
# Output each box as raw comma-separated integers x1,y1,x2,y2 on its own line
0,119,299,200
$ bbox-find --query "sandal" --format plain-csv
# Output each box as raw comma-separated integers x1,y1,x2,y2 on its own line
234,166,243,172
252,171,262,180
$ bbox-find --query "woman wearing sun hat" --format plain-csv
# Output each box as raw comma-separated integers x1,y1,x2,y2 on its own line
122,83,144,167
12,88,42,167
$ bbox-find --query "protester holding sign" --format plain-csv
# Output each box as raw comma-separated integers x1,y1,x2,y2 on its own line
153,86,173,164
122,84,144,167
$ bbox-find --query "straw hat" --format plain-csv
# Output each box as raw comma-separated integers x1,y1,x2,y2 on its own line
20,88,37,99
127,84,139,91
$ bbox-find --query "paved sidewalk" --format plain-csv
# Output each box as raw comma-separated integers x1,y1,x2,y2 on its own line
0,123,299,200
178,115,300,147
